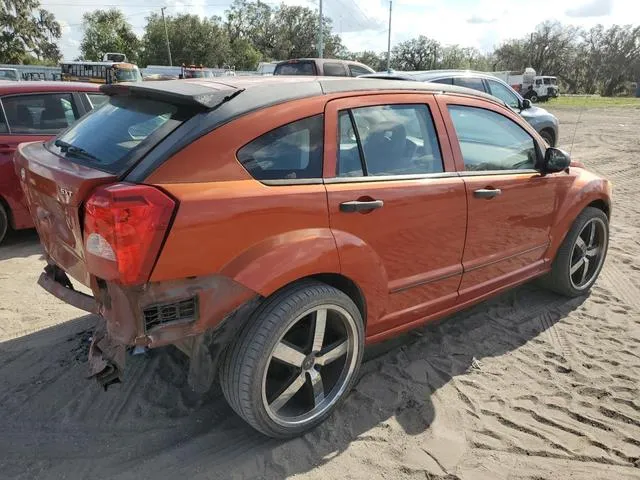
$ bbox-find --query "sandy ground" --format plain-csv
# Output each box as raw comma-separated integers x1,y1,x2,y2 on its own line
0,106,639,480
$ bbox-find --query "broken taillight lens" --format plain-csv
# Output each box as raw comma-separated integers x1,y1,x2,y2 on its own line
84,183,176,285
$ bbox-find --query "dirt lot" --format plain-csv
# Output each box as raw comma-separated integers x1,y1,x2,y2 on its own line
0,105,639,480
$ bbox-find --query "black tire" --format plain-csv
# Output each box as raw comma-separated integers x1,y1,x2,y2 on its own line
542,207,609,297
540,129,555,147
0,203,8,245
219,280,365,438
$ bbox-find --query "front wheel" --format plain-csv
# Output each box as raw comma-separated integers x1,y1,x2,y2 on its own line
0,203,8,245
219,281,365,438
542,207,609,297
530,93,539,103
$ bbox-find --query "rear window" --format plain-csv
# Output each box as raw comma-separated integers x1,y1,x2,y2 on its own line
274,62,316,76
51,96,182,175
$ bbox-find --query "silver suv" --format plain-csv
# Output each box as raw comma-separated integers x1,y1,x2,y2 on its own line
362,70,559,146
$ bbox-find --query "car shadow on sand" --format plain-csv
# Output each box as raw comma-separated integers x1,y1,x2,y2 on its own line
0,228,42,261
0,283,586,480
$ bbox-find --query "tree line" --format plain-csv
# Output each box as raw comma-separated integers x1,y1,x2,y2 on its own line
2,0,639,96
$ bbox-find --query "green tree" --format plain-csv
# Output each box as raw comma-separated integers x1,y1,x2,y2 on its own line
391,35,440,70
80,9,140,62
344,51,385,71
0,0,61,63
140,13,231,68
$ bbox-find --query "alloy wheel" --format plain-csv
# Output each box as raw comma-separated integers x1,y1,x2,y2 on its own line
569,217,607,290
261,304,359,427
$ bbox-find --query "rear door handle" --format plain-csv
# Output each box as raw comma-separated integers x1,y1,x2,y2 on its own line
340,200,384,213
473,188,502,199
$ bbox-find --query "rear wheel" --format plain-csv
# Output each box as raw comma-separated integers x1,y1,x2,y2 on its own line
220,281,364,438
542,207,609,296
0,203,8,245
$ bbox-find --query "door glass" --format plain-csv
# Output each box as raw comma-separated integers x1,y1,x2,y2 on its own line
237,115,323,180
453,77,486,93
3,93,79,134
87,93,109,109
448,105,537,171
337,111,363,176
0,102,8,133
430,77,453,85
323,63,347,76
343,104,443,176
349,65,371,77
487,80,521,109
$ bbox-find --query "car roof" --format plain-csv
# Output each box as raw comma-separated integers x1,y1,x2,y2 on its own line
276,58,367,66
101,76,503,112
364,70,501,81
0,81,100,95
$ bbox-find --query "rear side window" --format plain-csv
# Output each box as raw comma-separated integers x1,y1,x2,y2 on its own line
323,63,347,76
53,96,181,174
274,62,316,75
453,77,486,93
337,104,443,177
2,93,79,134
237,115,323,181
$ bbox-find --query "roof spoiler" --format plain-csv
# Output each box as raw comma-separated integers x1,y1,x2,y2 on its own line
100,83,245,110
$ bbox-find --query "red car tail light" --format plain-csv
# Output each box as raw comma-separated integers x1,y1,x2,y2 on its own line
84,183,176,285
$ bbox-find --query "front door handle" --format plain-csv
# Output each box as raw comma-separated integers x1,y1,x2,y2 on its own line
340,200,384,213
473,188,502,199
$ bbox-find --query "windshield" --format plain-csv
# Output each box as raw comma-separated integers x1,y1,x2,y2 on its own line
115,67,142,82
0,70,18,81
52,96,180,174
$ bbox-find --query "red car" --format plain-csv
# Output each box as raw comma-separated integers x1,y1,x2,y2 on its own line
0,81,105,244
16,78,611,438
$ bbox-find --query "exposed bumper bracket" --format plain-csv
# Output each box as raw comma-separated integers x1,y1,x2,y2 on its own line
38,267,99,314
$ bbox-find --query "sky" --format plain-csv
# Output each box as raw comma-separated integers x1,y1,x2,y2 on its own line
40,0,639,62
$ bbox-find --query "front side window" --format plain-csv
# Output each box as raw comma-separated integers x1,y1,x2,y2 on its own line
448,105,537,171
337,104,443,177
487,80,520,109
237,115,323,181
2,93,79,134
323,63,347,76
453,77,486,93
349,65,371,77
87,93,108,109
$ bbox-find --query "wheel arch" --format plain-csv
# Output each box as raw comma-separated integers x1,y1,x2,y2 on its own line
0,194,13,229
546,188,611,264
540,127,556,146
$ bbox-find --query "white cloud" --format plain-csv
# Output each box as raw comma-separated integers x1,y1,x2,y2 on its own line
46,0,636,62
566,0,613,17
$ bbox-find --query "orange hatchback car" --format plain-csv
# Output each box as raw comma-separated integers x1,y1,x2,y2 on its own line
15,77,611,438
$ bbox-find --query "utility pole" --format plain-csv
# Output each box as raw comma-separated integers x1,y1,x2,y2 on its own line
386,0,393,72
318,0,323,58
161,7,172,66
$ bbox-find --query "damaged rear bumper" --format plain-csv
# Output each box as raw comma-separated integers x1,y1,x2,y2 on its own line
38,264,260,391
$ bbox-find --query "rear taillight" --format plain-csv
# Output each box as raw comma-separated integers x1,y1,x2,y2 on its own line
84,183,176,285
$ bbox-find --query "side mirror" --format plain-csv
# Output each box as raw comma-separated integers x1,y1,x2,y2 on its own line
521,99,532,110
542,147,571,173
